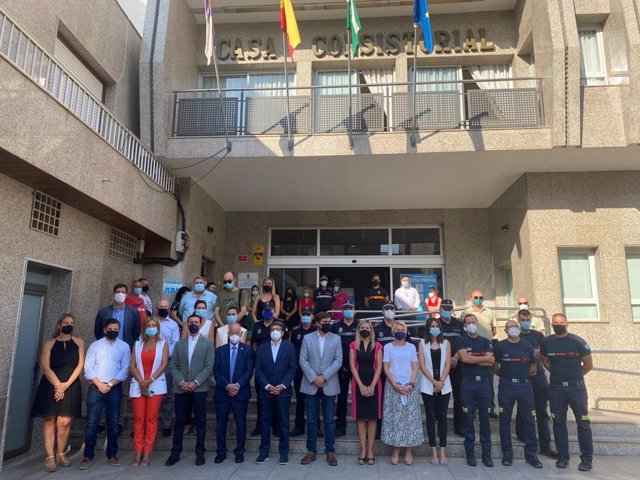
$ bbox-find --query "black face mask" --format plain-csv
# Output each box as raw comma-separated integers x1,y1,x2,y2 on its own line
552,324,567,335
188,323,200,334
360,330,370,339
372,281,380,287
142,285,149,293
105,331,119,340
320,323,331,334
61,325,73,335
158,308,170,318
263,285,272,293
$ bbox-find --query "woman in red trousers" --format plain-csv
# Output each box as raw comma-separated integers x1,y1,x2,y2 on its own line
130,317,169,467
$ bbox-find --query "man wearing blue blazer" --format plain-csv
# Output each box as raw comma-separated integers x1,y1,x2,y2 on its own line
254,320,297,466
94,283,141,349
213,322,254,464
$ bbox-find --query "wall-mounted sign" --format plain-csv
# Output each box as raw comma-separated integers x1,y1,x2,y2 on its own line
238,272,259,289
252,246,265,266
163,280,183,294
237,255,248,263
215,28,494,62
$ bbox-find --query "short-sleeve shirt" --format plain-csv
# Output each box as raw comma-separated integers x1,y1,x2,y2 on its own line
460,306,496,340
456,334,493,378
215,289,248,324
383,342,418,385
331,320,358,368
494,339,536,380
440,317,464,357
364,287,389,312
374,321,413,347
290,325,317,359
520,329,545,377
540,333,591,384
251,320,274,348
313,287,334,313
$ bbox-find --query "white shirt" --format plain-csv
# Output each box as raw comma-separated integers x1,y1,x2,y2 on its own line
188,334,201,366
271,340,282,362
159,317,180,357
140,293,153,312
317,331,326,357
383,342,418,385
394,286,421,310
199,319,213,339
84,337,131,383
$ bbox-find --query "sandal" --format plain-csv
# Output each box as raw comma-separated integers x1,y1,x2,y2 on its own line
44,456,56,472
358,457,366,465
367,456,375,465
56,452,71,467
391,456,399,465
139,454,150,467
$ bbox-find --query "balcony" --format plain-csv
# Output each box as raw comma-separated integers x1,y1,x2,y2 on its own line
170,78,544,140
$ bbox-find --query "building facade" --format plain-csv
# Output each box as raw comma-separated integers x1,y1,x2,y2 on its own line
1,0,639,464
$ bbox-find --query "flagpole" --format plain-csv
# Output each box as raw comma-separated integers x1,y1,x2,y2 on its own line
210,24,231,152
347,25,354,149
282,32,294,151
410,22,418,148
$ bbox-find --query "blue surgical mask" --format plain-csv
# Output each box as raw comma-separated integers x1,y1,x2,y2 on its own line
401,282,410,288
145,327,158,337
473,297,483,307
520,321,531,331
193,283,205,293
227,315,238,324
133,287,142,295
343,310,354,319
195,308,207,317
429,327,441,337
224,281,233,289
441,310,452,319
263,310,273,320
301,315,312,325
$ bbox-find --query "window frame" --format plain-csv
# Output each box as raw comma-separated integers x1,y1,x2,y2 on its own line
625,250,640,322
578,25,607,86
558,249,600,321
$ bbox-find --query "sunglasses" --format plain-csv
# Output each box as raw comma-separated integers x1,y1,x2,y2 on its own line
473,296,484,300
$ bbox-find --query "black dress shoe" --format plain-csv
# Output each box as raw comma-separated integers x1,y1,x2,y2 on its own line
255,454,269,464
250,428,261,437
235,455,244,464
165,454,180,466
526,456,543,469
539,446,558,459
482,456,494,467
556,457,569,468
162,428,172,437
578,459,593,471
290,428,304,437
502,453,513,466
214,454,226,464
279,455,288,465
195,455,205,466
466,456,477,466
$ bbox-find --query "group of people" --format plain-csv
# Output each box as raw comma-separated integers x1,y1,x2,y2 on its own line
30,272,595,472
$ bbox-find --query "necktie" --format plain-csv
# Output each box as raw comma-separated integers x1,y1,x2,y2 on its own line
230,346,237,382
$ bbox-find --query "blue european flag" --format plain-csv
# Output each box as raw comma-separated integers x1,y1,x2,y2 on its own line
413,0,434,53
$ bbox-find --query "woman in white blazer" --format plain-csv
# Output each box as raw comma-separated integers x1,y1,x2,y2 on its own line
418,317,452,466
129,317,169,467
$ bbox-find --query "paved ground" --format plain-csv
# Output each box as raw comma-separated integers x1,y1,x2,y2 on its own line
1,451,638,479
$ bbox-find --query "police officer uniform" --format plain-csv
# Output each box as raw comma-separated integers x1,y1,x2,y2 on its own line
313,276,334,314
456,332,493,465
439,299,465,436
540,331,593,470
493,337,542,468
518,327,556,457
331,302,358,436
290,308,317,437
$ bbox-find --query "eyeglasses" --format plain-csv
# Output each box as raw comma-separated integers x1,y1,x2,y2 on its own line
473,296,484,300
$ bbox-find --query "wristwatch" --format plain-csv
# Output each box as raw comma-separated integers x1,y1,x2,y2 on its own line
107,382,113,388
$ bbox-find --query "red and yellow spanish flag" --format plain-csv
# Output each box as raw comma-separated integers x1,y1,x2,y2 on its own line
280,0,301,57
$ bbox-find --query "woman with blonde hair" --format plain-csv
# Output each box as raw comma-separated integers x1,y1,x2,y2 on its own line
349,319,383,465
381,321,423,465
130,317,169,467
31,314,85,472
252,276,281,321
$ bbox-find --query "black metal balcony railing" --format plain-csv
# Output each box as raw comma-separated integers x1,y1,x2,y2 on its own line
171,78,544,138
0,7,175,193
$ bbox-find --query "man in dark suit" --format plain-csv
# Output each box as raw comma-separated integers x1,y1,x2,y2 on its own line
165,314,215,467
94,283,140,349
213,322,254,464
254,320,297,466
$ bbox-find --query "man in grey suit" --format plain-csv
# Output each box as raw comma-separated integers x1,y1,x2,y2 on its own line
299,312,343,466
165,314,215,467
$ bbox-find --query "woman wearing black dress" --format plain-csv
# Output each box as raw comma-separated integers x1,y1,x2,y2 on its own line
31,314,85,472
349,320,383,465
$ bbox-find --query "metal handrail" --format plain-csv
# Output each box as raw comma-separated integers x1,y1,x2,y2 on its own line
0,7,175,193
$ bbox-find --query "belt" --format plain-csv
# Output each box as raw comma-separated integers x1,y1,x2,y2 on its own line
463,375,490,382
552,379,584,387
503,377,529,384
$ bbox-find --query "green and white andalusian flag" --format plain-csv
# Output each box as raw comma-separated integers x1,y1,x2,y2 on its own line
346,0,361,57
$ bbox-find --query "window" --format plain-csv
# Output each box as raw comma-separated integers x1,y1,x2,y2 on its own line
269,268,317,297
391,228,441,255
391,267,444,299
411,67,460,92
320,229,388,256
30,191,61,237
625,252,640,321
504,267,514,306
271,229,317,256
578,27,607,86
54,36,105,101
108,227,138,263
201,72,294,98
558,250,599,320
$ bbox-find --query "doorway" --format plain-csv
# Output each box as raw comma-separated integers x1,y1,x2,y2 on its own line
322,267,390,310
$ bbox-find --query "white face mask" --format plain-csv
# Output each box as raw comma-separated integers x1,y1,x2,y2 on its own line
384,310,395,320
320,280,328,287
402,282,410,288
507,327,521,338
114,292,127,304
518,303,528,310
270,330,282,341
428,291,435,298
465,323,478,334
229,334,241,345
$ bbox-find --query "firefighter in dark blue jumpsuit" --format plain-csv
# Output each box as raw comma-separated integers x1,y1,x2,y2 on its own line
456,313,494,467
493,319,543,468
540,313,593,472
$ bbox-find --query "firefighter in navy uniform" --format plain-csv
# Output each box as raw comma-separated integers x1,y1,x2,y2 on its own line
313,275,334,314
439,299,465,437
456,313,494,467
493,319,543,469
540,313,593,472
516,309,557,458
289,307,317,437
331,302,358,437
